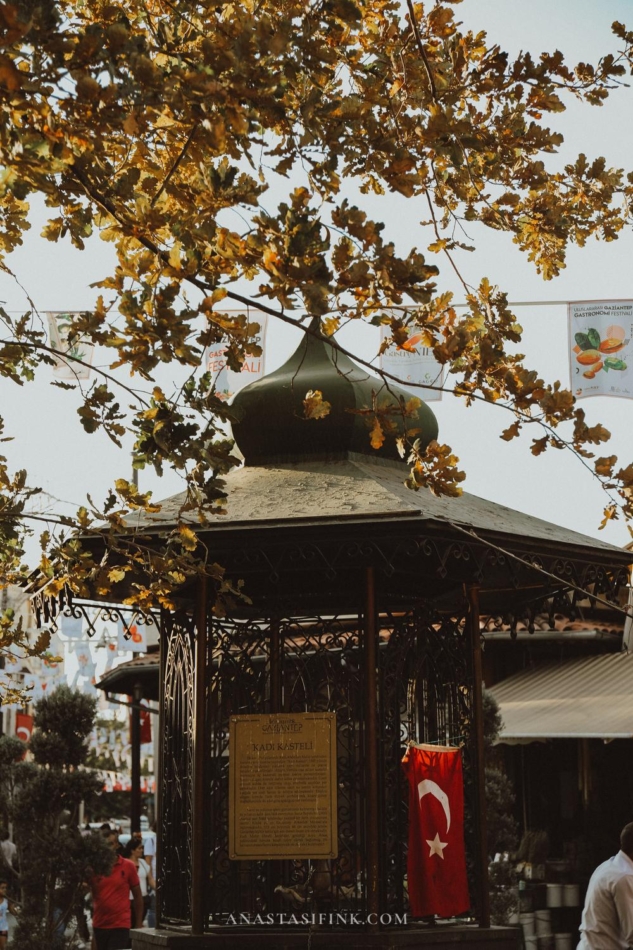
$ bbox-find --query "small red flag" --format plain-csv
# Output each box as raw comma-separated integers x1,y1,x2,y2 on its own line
15,712,34,744
403,744,470,918
140,708,152,745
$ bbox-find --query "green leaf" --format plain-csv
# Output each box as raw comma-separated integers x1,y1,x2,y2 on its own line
587,328,601,349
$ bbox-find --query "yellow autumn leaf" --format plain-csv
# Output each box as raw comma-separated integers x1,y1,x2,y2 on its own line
178,525,198,551
303,390,332,420
168,241,182,269
123,114,140,135
0,55,23,91
370,417,385,450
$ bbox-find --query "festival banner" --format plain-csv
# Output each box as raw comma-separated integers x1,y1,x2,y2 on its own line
117,618,147,653
380,323,443,402
402,744,470,918
61,614,83,639
104,640,118,671
204,310,268,400
46,312,95,380
569,300,633,400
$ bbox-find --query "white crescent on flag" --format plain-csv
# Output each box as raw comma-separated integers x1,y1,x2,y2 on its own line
417,779,451,832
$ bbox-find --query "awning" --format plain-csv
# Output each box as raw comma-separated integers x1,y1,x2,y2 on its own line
96,652,159,701
488,652,633,741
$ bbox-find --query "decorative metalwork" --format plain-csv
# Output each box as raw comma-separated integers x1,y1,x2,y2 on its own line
205,528,629,617
160,611,195,926
158,606,480,929
25,421,631,941
31,585,156,638
379,605,477,917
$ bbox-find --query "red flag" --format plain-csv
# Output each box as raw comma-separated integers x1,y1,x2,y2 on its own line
15,712,33,744
403,744,470,918
140,708,152,744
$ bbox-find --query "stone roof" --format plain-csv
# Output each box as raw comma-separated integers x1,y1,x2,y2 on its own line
124,455,628,559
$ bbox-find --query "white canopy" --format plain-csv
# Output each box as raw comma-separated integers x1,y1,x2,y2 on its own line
489,652,633,741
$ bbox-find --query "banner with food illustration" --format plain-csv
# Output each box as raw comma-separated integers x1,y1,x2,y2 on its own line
569,300,633,399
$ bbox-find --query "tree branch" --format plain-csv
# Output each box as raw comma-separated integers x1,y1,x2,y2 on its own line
406,0,438,103
0,339,149,407
150,124,198,208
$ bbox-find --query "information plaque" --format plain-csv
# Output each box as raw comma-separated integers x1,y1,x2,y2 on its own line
229,712,337,860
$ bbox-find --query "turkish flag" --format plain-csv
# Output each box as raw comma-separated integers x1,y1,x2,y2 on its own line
15,712,33,744
402,744,470,918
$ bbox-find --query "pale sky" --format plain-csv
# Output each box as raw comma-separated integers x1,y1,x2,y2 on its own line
2,0,633,562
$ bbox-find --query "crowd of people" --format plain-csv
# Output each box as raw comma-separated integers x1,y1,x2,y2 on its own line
0,821,157,949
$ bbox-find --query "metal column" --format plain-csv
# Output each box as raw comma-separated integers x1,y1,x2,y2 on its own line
466,583,490,928
364,567,380,925
191,575,208,934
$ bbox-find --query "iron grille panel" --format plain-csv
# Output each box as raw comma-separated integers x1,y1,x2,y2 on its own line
160,611,195,925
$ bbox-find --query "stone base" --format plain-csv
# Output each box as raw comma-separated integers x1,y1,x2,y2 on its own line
132,925,521,950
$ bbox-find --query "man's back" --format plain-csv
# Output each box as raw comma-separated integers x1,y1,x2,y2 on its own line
578,850,633,949
92,854,138,930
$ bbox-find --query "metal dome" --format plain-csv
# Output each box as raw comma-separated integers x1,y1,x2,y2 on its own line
231,324,439,465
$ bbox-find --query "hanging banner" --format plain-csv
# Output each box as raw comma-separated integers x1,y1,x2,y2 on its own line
104,640,118,671
46,312,95,380
117,618,147,653
61,614,83,639
204,310,268,400
380,323,443,402
569,300,633,400
402,744,470,918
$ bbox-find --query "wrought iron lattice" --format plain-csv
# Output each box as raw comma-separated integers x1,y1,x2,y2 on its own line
160,610,195,926
179,606,480,929
379,606,477,918
210,528,629,615
31,585,156,639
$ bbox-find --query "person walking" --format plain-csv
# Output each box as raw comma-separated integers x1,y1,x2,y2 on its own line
0,878,16,950
143,823,157,928
90,828,143,950
577,822,633,949
0,833,15,872
122,839,155,924
0,831,18,895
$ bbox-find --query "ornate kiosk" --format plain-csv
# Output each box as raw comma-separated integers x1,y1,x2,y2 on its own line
35,328,632,949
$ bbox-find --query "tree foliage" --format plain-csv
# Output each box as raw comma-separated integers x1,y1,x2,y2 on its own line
1,1,633,659
3,685,113,950
483,689,518,857
483,689,519,925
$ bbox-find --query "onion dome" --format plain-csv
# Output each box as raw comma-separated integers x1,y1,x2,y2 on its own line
231,323,438,465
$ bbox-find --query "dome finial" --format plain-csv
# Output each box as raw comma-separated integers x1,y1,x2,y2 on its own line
231,322,438,465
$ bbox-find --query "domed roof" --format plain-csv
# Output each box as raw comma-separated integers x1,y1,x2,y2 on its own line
231,325,439,465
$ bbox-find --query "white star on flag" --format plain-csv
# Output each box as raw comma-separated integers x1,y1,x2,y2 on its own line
426,833,448,859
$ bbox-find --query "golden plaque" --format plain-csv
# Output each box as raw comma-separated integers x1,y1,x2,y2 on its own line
229,712,338,860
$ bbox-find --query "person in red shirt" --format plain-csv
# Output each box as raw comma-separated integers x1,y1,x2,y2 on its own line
91,828,143,950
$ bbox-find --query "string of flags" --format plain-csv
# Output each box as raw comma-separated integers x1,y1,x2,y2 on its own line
46,300,633,403
0,612,149,708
